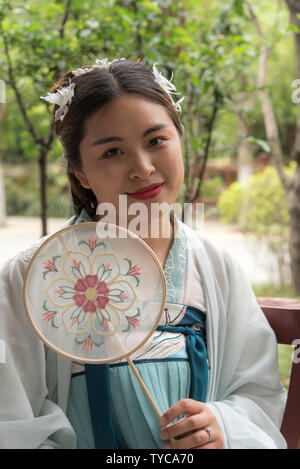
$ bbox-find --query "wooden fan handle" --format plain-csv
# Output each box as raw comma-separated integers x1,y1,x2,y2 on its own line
126,357,175,446
126,355,162,419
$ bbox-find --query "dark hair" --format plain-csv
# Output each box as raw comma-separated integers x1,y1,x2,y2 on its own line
50,59,184,218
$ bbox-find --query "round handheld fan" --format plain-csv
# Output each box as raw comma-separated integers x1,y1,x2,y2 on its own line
23,222,167,418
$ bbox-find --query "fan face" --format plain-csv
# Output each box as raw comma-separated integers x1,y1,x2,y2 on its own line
23,222,166,363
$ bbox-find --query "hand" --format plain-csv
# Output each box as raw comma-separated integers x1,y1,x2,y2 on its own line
159,398,224,449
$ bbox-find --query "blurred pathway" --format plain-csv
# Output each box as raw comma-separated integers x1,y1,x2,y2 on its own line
0,216,271,285
0,216,64,265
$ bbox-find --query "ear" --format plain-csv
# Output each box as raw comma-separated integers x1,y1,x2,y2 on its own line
74,169,91,190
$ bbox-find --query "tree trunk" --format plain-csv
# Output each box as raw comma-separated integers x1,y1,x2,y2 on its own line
38,148,48,237
287,166,300,294
285,0,300,294
236,111,254,185
244,1,286,183
244,1,300,293
286,0,300,164
190,88,221,203
131,1,144,60
0,106,7,227
257,44,287,183
0,0,73,238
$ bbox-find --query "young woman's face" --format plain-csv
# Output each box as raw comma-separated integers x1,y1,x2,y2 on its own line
76,93,184,223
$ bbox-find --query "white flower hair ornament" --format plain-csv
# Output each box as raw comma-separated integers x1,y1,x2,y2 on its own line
152,63,184,114
40,59,120,122
40,78,75,122
40,58,184,122
71,58,125,77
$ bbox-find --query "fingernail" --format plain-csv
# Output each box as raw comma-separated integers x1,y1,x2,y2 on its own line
160,416,166,426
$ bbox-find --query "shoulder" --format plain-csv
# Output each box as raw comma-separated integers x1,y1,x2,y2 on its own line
179,219,244,277
1,237,48,282
178,219,253,308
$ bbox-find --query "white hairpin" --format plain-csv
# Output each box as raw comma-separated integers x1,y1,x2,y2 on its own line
40,78,75,122
72,57,126,77
152,63,184,113
41,59,124,122
41,58,184,122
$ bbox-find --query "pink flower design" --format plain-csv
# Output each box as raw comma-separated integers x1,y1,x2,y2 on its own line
45,248,138,350
42,311,56,323
120,293,129,299
127,265,141,276
72,274,110,313
83,335,94,351
127,316,140,328
103,319,109,328
88,236,98,251
71,317,78,326
43,259,57,272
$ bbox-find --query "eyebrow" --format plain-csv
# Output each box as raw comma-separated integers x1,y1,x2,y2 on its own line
91,124,170,146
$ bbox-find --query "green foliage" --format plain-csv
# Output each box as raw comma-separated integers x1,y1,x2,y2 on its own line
252,282,294,298
277,343,293,390
0,0,299,223
208,0,296,163
201,175,224,199
0,0,259,197
218,164,296,287
217,181,244,223
240,166,290,237
217,165,295,235
246,136,271,153
4,163,70,217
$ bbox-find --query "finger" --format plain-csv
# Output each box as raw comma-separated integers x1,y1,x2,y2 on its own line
194,435,224,450
160,398,205,427
194,442,221,450
160,413,209,441
195,431,224,450
163,428,212,450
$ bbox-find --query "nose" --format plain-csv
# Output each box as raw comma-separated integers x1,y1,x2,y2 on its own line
128,151,156,180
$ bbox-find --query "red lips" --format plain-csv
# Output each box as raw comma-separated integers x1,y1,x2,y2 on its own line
130,183,162,195
127,183,163,200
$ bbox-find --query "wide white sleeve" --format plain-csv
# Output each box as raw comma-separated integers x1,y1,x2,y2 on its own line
0,256,77,449
204,244,287,449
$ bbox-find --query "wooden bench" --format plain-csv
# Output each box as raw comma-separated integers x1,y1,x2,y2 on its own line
258,297,300,449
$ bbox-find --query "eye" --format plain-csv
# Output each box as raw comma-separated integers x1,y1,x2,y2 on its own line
148,137,166,147
102,147,122,158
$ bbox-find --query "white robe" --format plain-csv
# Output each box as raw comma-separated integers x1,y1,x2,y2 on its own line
0,218,287,449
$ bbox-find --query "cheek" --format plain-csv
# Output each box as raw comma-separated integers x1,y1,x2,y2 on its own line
163,142,184,175
83,159,122,182
85,162,126,199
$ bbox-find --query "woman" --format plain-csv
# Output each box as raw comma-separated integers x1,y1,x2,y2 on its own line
0,58,287,449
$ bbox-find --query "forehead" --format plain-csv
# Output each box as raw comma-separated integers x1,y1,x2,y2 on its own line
83,93,174,137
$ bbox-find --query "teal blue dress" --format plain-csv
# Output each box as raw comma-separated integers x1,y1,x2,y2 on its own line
66,218,208,449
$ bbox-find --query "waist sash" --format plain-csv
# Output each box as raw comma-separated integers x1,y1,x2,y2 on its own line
85,304,208,449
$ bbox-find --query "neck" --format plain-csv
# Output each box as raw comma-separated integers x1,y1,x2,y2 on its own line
138,213,174,267
93,210,175,268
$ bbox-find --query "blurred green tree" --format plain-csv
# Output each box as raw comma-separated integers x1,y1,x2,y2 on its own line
0,0,253,233
239,0,300,295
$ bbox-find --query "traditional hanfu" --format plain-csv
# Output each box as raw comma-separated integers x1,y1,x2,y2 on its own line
0,210,287,449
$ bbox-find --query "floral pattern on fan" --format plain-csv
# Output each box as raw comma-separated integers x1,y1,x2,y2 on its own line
41,236,142,350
